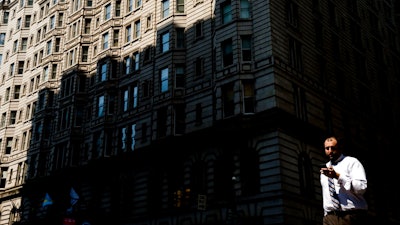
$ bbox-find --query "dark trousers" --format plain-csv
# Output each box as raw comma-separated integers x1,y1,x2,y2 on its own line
323,210,368,225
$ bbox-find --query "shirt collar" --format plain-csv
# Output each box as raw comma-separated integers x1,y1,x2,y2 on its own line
330,154,344,166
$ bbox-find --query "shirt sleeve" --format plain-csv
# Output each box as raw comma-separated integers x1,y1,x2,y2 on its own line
337,158,367,195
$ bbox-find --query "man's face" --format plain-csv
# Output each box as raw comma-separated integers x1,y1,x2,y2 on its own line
324,138,340,161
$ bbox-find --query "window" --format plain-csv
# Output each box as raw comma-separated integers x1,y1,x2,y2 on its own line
3,12,9,24
241,35,251,61
135,0,141,8
9,63,14,77
55,38,61,52
289,37,303,71
160,67,169,92
134,20,141,39
287,0,299,28
123,89,128,111
102,32,109,49
16,18,21,30
176,28,185,48
222,39,233,67
222,83,234,117
97,95,105,117
195,57,203,77
82,46,89,62
113,29,119,46
99,62,107,81
125,25,131,42
13,40,18,53
6,137,12,154
175,65,184,88
104,4,111,20
133,51,140,71
57,13,63,27
124,56,131,74
14,85,21,99
17,61,24,74
161,32,169,53
24,15,31,28
161,0,169,18
51,64,57,79
242,80,254,113
115,1,121,16
128,0,133,12
221,1,232,24
9,111,17,125
195,21,202,39
21,38,28,51
84,19,91,34
0,33,5,45
50,15,55,29
132,84,138,109
46,40,52,55
240,0,250,18
176,0,184,12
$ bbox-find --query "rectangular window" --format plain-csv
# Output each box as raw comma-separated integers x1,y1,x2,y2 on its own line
160,67,168,92
84,19,91,34
104,4,111,20
221,1,232,24
124,56,131,74
17,61,24,74
100,62,107,81
9,111,17,125
195,58,203,77
240,0,250,18
132,84,138,108
0,33,5,45
222,39,233,67
115,1,121,16
98,95,105,117
113,29,119,46
123,89,128,111
50,15,55,29
52,64,58,79
82,46,89,62
134,20,141,39
161,32,169,53
125,25,131,42
128,0,133,12
176,28,185,48
175,65,184,88
289,37,303,71
21,38,28,51
102,32,109,49
3,12,9,24
134,52,140,71
241,35,251,61
176,0,184,12
14,85,21,99
242,80,255,113
162,0,169,18
24,15,31,28
287,0,299,28
55,38,61,52
195,21,203,39
135,0,141,7
46,40,52,55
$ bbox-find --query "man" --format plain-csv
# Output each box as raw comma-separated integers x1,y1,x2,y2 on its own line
320,136,368,225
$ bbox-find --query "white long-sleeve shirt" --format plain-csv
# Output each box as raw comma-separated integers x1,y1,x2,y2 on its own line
320,154,368,215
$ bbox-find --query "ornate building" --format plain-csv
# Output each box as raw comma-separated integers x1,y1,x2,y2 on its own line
0,0,399,224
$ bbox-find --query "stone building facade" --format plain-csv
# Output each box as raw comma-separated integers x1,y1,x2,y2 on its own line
0,0,399,224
